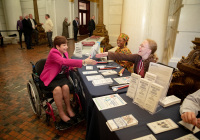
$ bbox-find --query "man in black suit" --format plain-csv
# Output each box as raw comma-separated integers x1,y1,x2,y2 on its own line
73,17,79,41
22,14,33,49
0,32,4,47
88,15,95,37
29,14,38,45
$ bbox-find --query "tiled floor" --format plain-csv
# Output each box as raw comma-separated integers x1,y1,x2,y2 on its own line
0,36,88,140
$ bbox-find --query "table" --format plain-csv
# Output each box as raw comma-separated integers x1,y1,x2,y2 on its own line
75,58,131,140
96,94,200,140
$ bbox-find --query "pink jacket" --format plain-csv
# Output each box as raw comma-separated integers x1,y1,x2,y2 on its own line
40,48,83,86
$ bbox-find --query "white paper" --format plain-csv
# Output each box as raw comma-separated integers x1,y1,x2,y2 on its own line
86,75,104,81
92,78,113,86
86,66,93,70
74,43,82,58
132,134,157,140
144,72,157,82
133,78,150,108
126,73,141,99
93,94,127,111
148,63,173,99
101,70,117,76
82,71,98,75
114,76,131,84
179,121,200,134
97,65,106,69
160,95,181,107
174,134,199,140
143,83,164,114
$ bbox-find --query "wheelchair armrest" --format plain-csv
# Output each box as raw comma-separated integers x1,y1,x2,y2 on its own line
32,73,40,81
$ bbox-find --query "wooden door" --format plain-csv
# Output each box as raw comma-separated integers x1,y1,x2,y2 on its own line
78,1,90,35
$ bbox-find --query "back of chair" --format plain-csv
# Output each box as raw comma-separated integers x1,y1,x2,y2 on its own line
35,59,46,76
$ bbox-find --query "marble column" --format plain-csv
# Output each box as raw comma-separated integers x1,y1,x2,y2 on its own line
2,0,22,35
121,0,170,62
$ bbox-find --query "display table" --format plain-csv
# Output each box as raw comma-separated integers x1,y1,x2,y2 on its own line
96,94,200,140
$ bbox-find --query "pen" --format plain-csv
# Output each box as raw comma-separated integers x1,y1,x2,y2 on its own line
112,85,129,91
118,68,125,76
109,83,129,89
97,62,108,64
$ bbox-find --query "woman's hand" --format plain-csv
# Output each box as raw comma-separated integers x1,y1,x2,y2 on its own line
95,52,108,58
84,56,97,65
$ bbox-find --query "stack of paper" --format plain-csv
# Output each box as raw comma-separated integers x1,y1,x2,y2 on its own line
132,134,157,140
92,78,113,86
93,94,126,110
179,121,200,134
144,72,157,82
175,134,199,140
86,66,93,70
101,70,117,76
114,76,131,84
106,114,138,131
160,95,181,107
82,71,98,75
147,118,179,134
86,75,104,81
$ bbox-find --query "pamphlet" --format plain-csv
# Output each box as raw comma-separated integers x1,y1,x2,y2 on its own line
132,134,157,140
174,134,199,140
93,94,127,111
82,71,98,75
74,43,82,58
101,70,117,76
179,121,200,134
126,73,141,99
148,62,173,99
144,72,157,82
143,83,164,114
106,114,138,131
92,78,113,86
160,95,181,107
114,76,131,84
133,78,150,108
147,118,179,134
86,75,104,81
86,66,93,70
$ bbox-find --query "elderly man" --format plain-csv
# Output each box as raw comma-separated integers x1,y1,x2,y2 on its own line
43,14,53,47
180,89,200,128
73,17,79,41
88,15,95,37
29,14,38,45
17,16,24,46
22,14,33,49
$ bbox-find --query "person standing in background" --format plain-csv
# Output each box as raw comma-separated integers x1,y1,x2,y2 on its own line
62,17,70,39
73,17,79,41
0,32,4,47
22,14,33,49
43,14,53,47
29,14,39,45
17,16,24,47
88,15,95,37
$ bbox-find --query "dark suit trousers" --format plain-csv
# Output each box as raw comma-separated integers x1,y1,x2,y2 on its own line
74,28,78,41
89,30,94,37
18,30,23,46
47,32,53,47
24,33,31,49
0,37,3,46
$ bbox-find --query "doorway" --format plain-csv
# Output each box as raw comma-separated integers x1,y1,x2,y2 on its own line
78,0,90,35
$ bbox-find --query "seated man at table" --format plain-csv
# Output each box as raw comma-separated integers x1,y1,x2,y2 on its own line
180,89,200,128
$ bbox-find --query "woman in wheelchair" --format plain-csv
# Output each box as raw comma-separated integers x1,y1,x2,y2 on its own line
40,36,96,127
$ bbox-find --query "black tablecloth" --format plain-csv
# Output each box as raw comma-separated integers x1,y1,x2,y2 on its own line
73,55,131,140
96,94,200,140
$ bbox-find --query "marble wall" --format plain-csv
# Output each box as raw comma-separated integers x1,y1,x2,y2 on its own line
168,0,200,68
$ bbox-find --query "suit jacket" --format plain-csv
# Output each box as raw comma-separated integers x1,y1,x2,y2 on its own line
32,19,37,30
88,19,95,31
40,48,83,86
22,18,32,35
73,20,79,30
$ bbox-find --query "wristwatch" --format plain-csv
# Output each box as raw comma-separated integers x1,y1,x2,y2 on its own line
83,60,87,66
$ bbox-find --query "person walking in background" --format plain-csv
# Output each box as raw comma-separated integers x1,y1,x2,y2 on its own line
43,14,53,47
88,15,95,37
17,16,24,47
62,17,70,39
22,14,33,49
29,14,39,45
73,17,79,41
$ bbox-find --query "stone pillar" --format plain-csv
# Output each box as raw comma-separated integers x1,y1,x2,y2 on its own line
93,0,112,51
121,0,170,62
2,0,22,35
33,0,47,45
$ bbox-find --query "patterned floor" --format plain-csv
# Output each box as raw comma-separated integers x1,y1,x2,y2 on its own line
0,36,88,140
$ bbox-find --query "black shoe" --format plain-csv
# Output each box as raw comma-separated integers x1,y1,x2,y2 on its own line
56,119,74,130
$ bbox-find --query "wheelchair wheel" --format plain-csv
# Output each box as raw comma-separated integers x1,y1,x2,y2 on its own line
27,79,41,117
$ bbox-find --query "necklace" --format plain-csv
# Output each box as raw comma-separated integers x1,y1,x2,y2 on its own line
138,60,143,74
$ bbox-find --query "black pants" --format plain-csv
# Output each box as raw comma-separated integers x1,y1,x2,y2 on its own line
47,32,53,47
31,29,39,44
89,30,94,37
74,29,78,41
18,30,23,46
24,33,31,49
0,37,3,46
